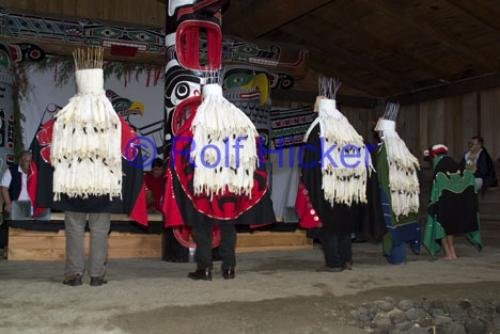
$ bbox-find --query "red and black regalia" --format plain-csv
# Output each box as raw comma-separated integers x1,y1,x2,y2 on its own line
163,83,275,280
28,117,148,225
161,0,274,276
295,78,372,271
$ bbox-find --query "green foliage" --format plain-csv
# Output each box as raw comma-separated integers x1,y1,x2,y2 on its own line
16,55,163,97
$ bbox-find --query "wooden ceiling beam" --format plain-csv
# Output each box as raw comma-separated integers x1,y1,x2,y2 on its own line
390,72,500,105
253,35,386,96
223,0,334,40
357,0,499,71
278,21,413,92
313,9,453,80
300,48,390,96
445,0,500,33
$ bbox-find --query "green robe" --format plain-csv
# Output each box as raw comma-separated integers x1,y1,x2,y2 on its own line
423,155,482,256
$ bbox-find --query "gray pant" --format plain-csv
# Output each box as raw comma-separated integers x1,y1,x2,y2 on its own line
64,211,111,277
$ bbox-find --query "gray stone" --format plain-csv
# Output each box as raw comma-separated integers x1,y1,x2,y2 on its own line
398,300,415,311
388,309,407,324
431,300,445,309
401,326,429,334
373,328,390,334
376,300,396,312
437,322,467,334
496,304,500,314
421,300,432,312
418,316,434,328
373,313,392,332
464,318,487,334
358,306,370,315
405,308,427,321
460,300,472,310
431,308,446,317
351,308,372,323
494,316,500,329
468,307,486,319
433,315,452,326
385,297,397,305
394,321,412,332
447,304,468,321
360,313,373,323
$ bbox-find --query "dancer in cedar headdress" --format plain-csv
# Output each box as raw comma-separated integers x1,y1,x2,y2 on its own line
295,76,372,272
29,47,147,286
374,102,421,264
423,144,481,259
162,0,274,280
163,73,275,280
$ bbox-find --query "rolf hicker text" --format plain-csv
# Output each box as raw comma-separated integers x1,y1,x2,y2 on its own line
169,136,375,169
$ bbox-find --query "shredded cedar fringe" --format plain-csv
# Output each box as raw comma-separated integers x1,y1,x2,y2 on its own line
305,97,372,206
377,102,420,218
51,47,122,200
190,83,258,198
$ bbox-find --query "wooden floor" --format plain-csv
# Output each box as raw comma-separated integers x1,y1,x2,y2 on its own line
7,229,312,261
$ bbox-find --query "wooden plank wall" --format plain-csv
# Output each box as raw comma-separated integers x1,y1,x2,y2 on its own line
0,0,165,27
480,88,500,164
340,86,500,166
400,86,500,163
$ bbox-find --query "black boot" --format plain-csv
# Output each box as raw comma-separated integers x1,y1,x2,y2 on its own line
343,261,353,271
222,267,235,279
63,273,83,286
90,276,108,287
188,268,212,281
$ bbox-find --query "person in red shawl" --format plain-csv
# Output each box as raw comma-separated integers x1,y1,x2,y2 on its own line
162,0,274,280
163,78,275,281
144,158,165,212
29,47,147,287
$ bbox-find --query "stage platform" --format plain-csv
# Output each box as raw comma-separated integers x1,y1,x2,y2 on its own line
6,213,312,261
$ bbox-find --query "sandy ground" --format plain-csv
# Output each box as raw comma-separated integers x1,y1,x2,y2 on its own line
1,241,500,334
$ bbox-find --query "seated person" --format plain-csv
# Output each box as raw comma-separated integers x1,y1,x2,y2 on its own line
144,158,165,212
461,136,497,192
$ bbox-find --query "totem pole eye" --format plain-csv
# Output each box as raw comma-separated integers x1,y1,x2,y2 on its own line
175,83,190,99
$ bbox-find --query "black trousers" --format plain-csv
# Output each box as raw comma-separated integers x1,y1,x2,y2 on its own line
0,217,8,249
191,222,236,270
319,229,352,268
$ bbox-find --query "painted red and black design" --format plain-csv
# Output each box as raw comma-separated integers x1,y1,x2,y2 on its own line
163,1,275,249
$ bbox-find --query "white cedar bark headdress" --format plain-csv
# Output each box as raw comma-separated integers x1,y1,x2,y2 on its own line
51,47,122,200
